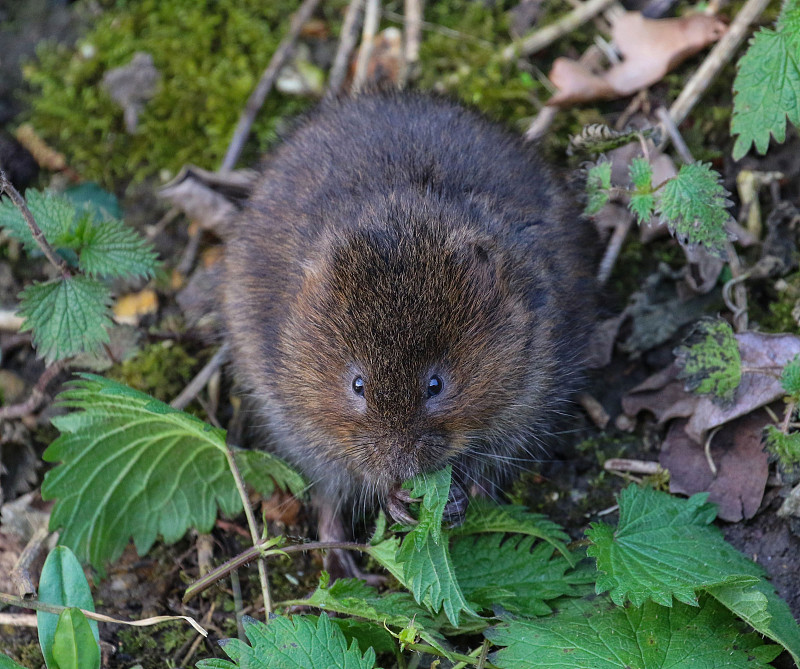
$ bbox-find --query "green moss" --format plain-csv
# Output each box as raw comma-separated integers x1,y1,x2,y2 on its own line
108,340,197,401
755,272,800,333
24,0,327,189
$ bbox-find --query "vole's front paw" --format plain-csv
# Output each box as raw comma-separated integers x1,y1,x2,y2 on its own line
387,486,420,525
443,486,469,527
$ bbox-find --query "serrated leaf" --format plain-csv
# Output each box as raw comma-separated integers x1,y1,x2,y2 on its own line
764,425,800,471
487,594,782,669
52,608,101,669
19,276,113,364
629,156,653,191
0,189,77,252
403,465,452,547
568,124,651,156
37,547,98,669
731,4,800,160
629,192,656,223
586,485,763,607
63,182,122,222
0,654,26,669
451,498,572,562
450,534,576,616
235,448,306,499
328,618,398,659
674,319,742,405
77,220,158,279
195,614,376,669
656,162,732,258
584,162,612,215
781,353,800,399
42,375,243,569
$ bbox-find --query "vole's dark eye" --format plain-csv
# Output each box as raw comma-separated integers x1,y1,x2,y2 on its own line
352,376,365,396
427,375,443,397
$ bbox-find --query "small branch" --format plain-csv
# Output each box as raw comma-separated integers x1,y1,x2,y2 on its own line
0,359,68,420
503,0,616,60
171,342,230,410
328,0,365,95
224,444,272,614
704,426,721,476
781,401,796,434
352,0,381,92
221,0,322,171
0,171,71,279
597,210,634,285
604,458,663,475
723,243,749,332
405,643,501,669
655,107,694,164
666,0,771,132
0,308,24,332
403,0,423,85
0,612,38,627
12,526,49,598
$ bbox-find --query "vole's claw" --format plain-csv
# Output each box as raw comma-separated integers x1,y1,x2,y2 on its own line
387,488,418,525
443,486,469,527
393,488,420,504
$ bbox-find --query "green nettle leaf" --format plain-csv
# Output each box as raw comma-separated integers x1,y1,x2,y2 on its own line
674,318,742,405
329,618,398,659
0,654,27,669
77,220,158,279
52,608,101,669
403,465,452,547
764,425,800,471
629,156,653,191
584,161,612,215
487,594,782,669
586,486,763,607
42,375,294,569
450,534,576,617
731,0,800,160
37,546,99,669
656,162,732,258
235,449,307,499
63,182,122,222
629,192,656,223
451,498,572,561
18,276,113,364
195,614,376,669
781,354,800,399
0,189,77,252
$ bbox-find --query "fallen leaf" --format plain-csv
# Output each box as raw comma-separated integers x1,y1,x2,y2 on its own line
660,412,769,522
113,289,158,326
547,57,616,107
261,490,301,526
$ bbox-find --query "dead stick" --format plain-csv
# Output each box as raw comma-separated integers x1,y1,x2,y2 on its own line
353,0,381,92
0,359,68,420
221,0,321,171
12,526,49,598
328,0,365,95
503,0,616,60
0,172,71,279
171,342,230,411
666,0,770,131
403,0,423,84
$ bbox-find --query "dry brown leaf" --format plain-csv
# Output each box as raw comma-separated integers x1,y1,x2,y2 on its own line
624,332,800,444
261,490,302,525
547,12,726,107
659,413,770,522
113,289,159,326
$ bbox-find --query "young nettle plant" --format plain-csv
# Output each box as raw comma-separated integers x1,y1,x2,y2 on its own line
0,175,157,362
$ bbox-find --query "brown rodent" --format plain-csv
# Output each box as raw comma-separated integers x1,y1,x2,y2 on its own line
224,93,595,554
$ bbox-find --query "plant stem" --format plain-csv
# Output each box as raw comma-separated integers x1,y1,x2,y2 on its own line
405,642,501,669
0,171,71,279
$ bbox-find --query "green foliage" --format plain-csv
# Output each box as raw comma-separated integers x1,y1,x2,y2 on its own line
37,546,99,669
487,594,782,669
403,465,451,547
19,276,113,365
587,486,761,607
568,124,650,156
195,614,376,669
42,375,302,570
764,425,800,471
656,162,732,258
628,156,656,223
584,161,612,215
235,449,306,499
0,189,157,363
0,655,26,669
732,0,800,160
52,609,101,669
781,354,800,399
108,341,198,402
24,0,315,186
674,319,742,404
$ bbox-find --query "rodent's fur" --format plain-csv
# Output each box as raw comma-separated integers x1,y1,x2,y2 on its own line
224,93,595,515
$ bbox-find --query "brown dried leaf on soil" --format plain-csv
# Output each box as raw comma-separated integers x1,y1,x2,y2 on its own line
659,413,770,522
623,332,800,443
548,12,727,107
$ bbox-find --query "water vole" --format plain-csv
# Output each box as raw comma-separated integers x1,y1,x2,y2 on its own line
224,93,595,562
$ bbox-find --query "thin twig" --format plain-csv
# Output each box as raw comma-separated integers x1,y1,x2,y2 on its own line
655,107,694,164
0,171,71,279
604,458,663,475
597,211,634,285
171,342,230,410
223,445,272,614
12,526,49,598
327,0,365,95
0,612,38,627
0,359,68,420
382,10,494,48
353,0,381,92
0,308,24,332
704,426,721,476
723,243,749,332
666,0,771,133
221,0,322,171
403,0,423,85
503,0,616,60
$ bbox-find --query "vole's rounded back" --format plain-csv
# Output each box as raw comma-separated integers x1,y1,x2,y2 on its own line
224,93,595,503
